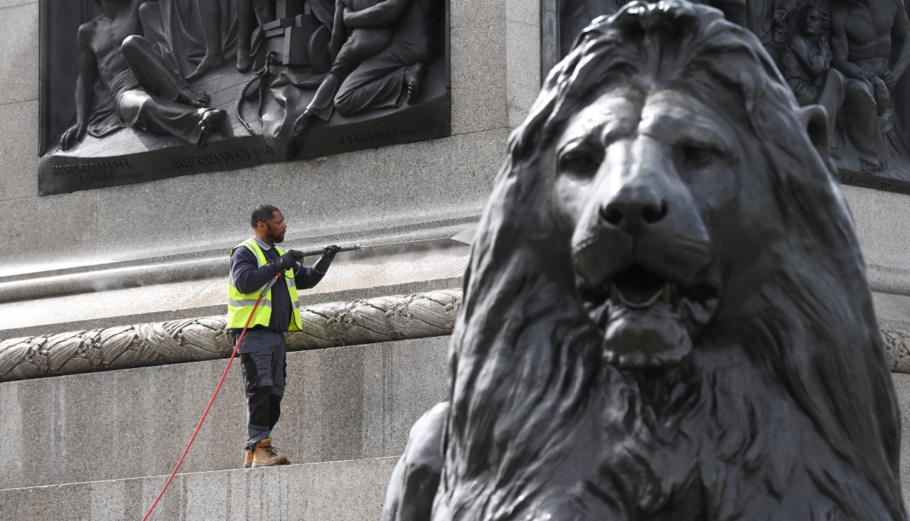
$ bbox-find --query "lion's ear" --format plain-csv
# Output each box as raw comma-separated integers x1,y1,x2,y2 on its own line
796,105,830,163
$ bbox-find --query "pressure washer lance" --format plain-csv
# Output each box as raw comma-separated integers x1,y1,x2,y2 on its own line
295,244,361,257
141,234,471,519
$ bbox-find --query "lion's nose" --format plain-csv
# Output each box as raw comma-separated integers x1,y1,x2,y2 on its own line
600,189,668,233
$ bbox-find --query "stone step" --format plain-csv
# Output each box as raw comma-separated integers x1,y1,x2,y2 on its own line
0,456,398,521
0,336,447,491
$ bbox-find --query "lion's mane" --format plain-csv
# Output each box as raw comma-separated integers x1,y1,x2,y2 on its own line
435,2,905,520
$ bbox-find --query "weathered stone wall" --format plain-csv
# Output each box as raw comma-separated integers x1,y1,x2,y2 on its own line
0,0,541,276
0,0,537,515
0,335,450,491
3,0,910,519
843,186,910,372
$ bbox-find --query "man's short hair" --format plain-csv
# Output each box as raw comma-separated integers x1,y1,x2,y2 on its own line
250,204,280,228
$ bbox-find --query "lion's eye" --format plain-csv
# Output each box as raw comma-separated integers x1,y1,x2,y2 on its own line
679,144,716,167
559,147,602,176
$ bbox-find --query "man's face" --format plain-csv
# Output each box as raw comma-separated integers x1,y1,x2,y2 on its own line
261,210,287,244
803,9,822,37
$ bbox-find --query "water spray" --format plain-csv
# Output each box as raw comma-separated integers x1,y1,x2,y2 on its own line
289,235,472,259
141,225,476,519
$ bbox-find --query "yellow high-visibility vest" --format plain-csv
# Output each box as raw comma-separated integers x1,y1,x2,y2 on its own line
227,238,302,331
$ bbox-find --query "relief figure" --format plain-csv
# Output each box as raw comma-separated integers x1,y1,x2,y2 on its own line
38,0,450,193
236,0,275,72
830,0,910,172
60,0,226,151
138,0,238,81
291,0,443,140
291,0,396,134
778,3,844,154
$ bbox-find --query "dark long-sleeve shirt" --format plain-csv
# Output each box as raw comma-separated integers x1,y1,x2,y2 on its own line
230,243,325,332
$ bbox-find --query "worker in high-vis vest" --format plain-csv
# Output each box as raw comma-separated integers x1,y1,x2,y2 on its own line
229,204,339,468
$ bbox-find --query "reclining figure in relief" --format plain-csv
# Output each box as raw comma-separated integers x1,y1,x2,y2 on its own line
380,1,907,520
60,0,227,151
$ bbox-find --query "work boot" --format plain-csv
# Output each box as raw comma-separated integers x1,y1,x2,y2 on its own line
251,438,290,467
243,449,253,469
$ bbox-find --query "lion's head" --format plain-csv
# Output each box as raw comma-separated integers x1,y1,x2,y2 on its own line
437,2,905,519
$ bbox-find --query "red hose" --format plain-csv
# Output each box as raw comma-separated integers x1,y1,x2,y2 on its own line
142,276,276,521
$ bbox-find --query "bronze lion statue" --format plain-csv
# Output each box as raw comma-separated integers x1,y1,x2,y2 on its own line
381,1,906,519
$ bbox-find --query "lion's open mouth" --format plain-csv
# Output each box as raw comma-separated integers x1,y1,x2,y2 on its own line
611,264,674,308
582,264,719,369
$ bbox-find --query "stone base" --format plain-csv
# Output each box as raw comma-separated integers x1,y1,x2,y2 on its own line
889,373,910,504
0,336,447,490
0,457,397,521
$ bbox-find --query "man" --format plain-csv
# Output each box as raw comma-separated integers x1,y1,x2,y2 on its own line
291,0,394,134
830,0,910,172
292,0,443,138
778,3,845,154
229,205,340,468
60,0,226,151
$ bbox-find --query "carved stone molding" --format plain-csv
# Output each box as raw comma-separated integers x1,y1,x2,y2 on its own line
6,288,909,383
881,321,910,374
0,289,460,383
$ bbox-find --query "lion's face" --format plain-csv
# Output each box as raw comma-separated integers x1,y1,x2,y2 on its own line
439,4,904,518
553,88,763,369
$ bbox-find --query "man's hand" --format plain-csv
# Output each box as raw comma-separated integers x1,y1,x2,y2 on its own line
882,70,897,90
273,253,297,272
314,245,340,274
61,122,87,151
873,75,889,93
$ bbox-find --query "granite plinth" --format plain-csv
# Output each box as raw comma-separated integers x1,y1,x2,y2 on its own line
0,257,227,304
891,373,910,506
0,190,99,275
0,457,397,521
0,127,505,279
506,0,539,25
843,185,910,275
449,0,540,134
0,336,447,490
0,100,38,201
0,2,37,105
451,21,508,135
0,0,37,10
506,16,541,128
451,0,504,28
0,0,526,284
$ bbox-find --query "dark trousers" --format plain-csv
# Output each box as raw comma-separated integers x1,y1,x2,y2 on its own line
233,329,287,450
117,35,209,145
